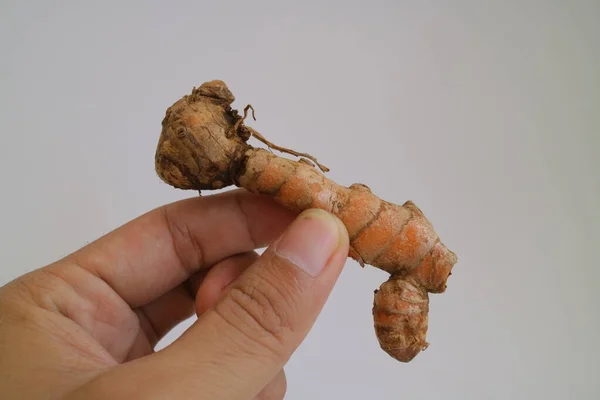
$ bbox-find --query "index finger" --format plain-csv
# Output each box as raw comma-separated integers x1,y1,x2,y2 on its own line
61,190,296,307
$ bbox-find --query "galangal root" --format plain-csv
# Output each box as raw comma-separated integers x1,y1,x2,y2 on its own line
154,80,458,362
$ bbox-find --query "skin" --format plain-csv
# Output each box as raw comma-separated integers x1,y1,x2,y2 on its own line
0,189,349,400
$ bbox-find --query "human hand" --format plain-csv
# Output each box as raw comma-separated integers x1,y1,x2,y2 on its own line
0,190,349,399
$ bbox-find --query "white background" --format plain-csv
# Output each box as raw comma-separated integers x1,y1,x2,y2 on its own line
1,1,599,399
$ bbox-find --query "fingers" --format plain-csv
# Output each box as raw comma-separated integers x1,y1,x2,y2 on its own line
195,252,259,316
134,284,199,348
132,252,259,352
69,209,348,400
188,249,282,400
152,209,348,399
67,190,296,308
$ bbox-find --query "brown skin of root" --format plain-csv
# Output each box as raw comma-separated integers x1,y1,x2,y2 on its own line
154,80,458,363
155,80,250,190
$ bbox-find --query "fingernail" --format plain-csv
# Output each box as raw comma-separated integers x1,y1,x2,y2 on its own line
275,209,345,276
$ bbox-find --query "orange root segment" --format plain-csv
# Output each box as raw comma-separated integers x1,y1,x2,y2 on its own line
239,148,457,290
155,80,458,363
373,277,429,362
238,148,457,362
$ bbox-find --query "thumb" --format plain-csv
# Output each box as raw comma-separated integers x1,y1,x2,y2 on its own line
72,209,350,400
179,208,349,399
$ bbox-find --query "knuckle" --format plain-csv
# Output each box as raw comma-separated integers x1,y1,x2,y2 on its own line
230,285,285,338
214,267,298,358
11,269,60,311
161,205,205,275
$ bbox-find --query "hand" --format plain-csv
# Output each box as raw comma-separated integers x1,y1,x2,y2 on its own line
0,190,349,399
